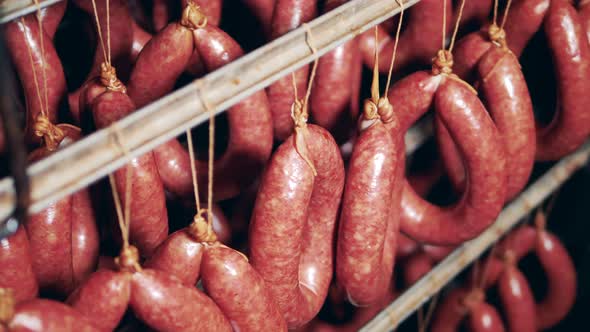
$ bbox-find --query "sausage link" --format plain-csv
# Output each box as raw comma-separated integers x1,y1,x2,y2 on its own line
336,121,399,305
396,232,420,259
4,15,67,145
250,124,345,328
451,32,492,81
8,299,99,332
152,0,173,32
497,266,536,332
267,0,316,140
201,244,287,331
503,0,550,56
358,0,452,73
440,36,535,200
581,1,590,42
154,25,273,201
127,22,194,108
0,227,38,303
467,302,506,332
535,0,590,160
402,252,435,287
130,269,232,332
67,270,131,332
70,189,100,287
37,1,67,39
430,288,472,332
388,73,506,244
131,21,152,60
92,91,168,256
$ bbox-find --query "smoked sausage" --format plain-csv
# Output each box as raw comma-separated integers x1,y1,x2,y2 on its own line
0,227,38,303
441,27,536,200
92,91,168,257
496,265,536,332
504,0,590,160
387,60,507,245
249,124,345,328
466,302,506,332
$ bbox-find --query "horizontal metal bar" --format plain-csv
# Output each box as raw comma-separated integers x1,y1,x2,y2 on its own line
0,0,419,222
0,0,63,24
360,140,590,332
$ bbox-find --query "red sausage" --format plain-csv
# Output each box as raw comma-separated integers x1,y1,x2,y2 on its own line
358,0,452,73
505,0,590,160
580,1,590,42
37,1,67,39
497,266,536,332
249,124,345,328
396,232,419,259
130,269,232,332
388,70,506,245
153,25,273,201
92,91,168,256
431,287,473,332
336,115,400,305
131,21,152,60
0,227,38,303
467,302,506,332
201,244,287,331
67,270,131,332
441,32,535,200
402,252,435,287
4,14,67,145
7,299,99,332
266,0,316,140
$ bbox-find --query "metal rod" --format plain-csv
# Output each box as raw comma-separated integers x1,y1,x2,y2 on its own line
0,0,420,221
360,140,590,332
0,0,63,24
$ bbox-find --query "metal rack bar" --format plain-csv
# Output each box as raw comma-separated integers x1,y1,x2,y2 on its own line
360,140,590,332
0,0,63,24
0,0,420,222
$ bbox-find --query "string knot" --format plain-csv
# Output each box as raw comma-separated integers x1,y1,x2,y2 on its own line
0,288,14,325
188,209,218,243
432,50,454,75
363,98,394,124
534,210,546,232
34,113,64,151
115,245,142,273
100,63,126,93
291,99,308,128
181,2,208,29
461,288,484,311
488,24,507,48
502,250,516,266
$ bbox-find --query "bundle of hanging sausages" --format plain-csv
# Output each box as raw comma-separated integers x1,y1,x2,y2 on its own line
0,0,586,331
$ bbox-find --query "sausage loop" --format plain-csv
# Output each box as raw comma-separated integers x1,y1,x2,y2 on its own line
116,245,142,273
100,63,126,93
181,2,208,30
0,288,14,324
33,113,64,151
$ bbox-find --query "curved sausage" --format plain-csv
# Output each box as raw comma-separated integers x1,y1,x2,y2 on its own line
8,299,99,332
153,25,273,201
67,270,131,332
4,14,67,146
388,71,506,245
201,243,287,331
92,91,168,257
497,265,536,332
0,227,38,303
467,302,506,332
249,124,345,328
440,31,535,200
266,0,316,140
358,0,452,73
505,0,590,160
130,268,232,332
336,117,399,305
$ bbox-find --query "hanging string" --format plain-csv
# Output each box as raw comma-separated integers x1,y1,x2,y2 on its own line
90,0,109,67
448,0,465,53
302,24,319,109
384,0,405,97
441,0,447,51
33,0,49,119
499,0,513,30
106,0,111,66
422,293,439,331
186,129,202,213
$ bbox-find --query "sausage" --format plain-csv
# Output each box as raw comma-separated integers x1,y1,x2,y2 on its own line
242,0,275,33
430,287,473,332
25,128,99,297
153,24,273,201
580,1,590,43
92,91,168,256
505,0,590,160
358,0,452,73
201,243,287,331
396,232,420,259
131,21,152,60
4,14,67,146
497,265,536,332
145,204,231,286
0,227,38,303
249,124,345,328
266,0,316,140
152,0,173,32
130,268,232,332
336,115,400,305
503,0,550,57
440,30,536,200
68,0,134,123
67,269,131,332
466,302,506,332
7,298,99,332
127,22,193,108
37,0,67,39
387,69,506,245
402,252,435,287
